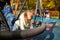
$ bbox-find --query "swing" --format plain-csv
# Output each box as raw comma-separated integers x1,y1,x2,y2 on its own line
0,0,46,39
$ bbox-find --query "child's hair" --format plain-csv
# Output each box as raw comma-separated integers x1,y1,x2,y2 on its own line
24,10,33,23
45,12,48,14
24,11,27,18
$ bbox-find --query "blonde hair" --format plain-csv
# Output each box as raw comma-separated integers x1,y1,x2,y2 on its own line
24,10,33,23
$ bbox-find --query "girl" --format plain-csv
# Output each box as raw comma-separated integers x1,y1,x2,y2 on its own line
12,10,34,31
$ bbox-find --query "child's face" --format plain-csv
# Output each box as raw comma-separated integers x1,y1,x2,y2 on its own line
24,10,33,23
46,13,50,18
27,11,33,20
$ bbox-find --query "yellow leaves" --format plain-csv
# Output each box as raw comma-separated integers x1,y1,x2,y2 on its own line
29,0,36,5
42,0,49,8
46,1,55,9
27,0,36,9
42,0,56,9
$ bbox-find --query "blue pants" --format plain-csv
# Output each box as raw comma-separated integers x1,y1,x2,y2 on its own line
4,13,16,31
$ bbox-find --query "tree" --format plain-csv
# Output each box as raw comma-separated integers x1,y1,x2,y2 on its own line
27,0,36,9
42,0,56,10
42,0,60,19
55,0,60,19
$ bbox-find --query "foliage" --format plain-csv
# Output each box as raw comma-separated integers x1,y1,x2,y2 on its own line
21,0,60,10
42,0,56,9
27,0,36,10
46,1,55,9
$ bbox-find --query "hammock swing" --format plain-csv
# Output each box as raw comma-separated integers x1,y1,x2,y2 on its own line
0,0,46,39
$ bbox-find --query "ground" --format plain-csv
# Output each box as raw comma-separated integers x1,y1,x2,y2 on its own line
33,16,60,40
53,27,60,40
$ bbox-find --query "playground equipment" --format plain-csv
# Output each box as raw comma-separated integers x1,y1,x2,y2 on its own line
0,0,46,39
0,10,46,39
